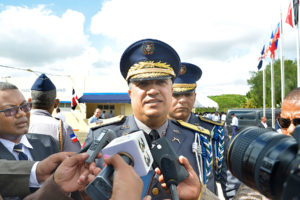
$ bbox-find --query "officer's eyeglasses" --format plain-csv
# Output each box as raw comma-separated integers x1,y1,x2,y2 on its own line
0,103,32,117
278,117,300,128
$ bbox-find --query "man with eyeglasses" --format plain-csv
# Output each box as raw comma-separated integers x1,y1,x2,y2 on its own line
278,87,300,136
28,74,81,152
0,82,59,199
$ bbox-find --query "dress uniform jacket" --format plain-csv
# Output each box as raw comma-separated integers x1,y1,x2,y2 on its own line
85,115,216,200
29,109,81,152
188,112,241,199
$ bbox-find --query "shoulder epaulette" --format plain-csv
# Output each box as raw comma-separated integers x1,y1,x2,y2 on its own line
176,120,210,136
199,116,224,126
90,115,125,130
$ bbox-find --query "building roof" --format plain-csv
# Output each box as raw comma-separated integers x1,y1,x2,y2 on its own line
79,93,131,103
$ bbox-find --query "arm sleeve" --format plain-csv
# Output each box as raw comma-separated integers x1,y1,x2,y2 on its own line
0,160,35,197
24,175,72,200
62,122,81,152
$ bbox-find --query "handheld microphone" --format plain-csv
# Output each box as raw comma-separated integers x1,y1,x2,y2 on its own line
84,129,117,163
151,137,189,200
85,130,153,200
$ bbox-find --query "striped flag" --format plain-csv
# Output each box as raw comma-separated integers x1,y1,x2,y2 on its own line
71,88,78,110
257,45,265,70
286,1,294,27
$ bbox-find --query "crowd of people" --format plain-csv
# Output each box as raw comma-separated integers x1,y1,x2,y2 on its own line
1,38,299,200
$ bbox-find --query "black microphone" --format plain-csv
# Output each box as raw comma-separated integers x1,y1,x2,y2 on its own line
85,130,153,200
84,129,117,163
151,137,189,200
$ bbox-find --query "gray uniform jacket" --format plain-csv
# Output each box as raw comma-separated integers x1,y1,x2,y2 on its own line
85,115,217,200
188,113,241,200
29,109,81,152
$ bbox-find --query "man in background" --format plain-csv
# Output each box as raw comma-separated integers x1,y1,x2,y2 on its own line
230,113,239,137
55,107,66,122
88,108,102,124
29,74,81,152
257,116,268,128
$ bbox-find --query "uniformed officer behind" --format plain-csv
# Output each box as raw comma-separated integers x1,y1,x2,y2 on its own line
84,39,219,200
29,74,81,152
168,62,241,199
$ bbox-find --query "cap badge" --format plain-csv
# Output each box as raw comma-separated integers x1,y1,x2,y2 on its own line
142,42,154,55
179,65,187,75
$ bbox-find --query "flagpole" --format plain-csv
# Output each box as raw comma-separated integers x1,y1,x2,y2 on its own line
271,59,275,129
263,67,266,117
280,12,285,103
298,3,300,87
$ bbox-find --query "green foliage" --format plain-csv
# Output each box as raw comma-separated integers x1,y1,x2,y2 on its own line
247,59,297,108
209,94,247,112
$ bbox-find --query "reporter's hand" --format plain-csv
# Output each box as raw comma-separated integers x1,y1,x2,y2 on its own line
54,153,91,193
156,155,201,200
36,152,74,183
105,154,143,200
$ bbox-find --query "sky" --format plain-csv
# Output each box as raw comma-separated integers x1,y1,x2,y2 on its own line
0,0,298,97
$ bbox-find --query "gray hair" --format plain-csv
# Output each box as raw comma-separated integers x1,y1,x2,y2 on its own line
31,89,56,109
0,82,18,90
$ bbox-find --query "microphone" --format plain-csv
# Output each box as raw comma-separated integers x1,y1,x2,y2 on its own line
83,129,117,164
151,137,189,200
85,130,153,200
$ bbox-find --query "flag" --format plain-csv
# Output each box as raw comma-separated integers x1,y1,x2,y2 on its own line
268,23,280,59
69,133,79,143
257,45,265,70
286,1,294,27
294,0,299,26
71,88,78,110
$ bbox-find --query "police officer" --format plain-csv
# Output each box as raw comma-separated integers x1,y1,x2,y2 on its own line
168,62,240,199
84,39,218,200
29,74,81,152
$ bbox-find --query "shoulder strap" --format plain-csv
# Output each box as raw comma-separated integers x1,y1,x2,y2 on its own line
176,120,210,136
90,115,125,130
59,120,63,151
199,116,224,126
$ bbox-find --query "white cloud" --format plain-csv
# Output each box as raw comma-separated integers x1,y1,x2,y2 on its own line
0,5,89,66
90,0,294,96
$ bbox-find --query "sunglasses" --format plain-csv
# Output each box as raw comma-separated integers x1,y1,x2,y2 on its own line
278,117,300,128
0,103,32,117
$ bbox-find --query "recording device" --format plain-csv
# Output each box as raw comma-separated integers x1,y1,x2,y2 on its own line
227,126,300,200
84,129,117,163
85,130,153,200
151,137,189,200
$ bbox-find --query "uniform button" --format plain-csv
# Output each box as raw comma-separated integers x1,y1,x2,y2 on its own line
152,187,159,196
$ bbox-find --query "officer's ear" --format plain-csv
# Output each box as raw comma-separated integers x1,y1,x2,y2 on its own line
54,99,60,108
192,92,196,102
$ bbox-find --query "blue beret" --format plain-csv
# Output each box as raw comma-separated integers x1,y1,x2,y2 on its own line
173,62,202,94
31,74,56,91
120,38,181,82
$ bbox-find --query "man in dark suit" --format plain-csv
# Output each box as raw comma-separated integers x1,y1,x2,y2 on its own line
0,81,59,199
257,116,268,128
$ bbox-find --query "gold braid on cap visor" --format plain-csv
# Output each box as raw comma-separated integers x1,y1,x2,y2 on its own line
173,83,197,93
126,61,176,81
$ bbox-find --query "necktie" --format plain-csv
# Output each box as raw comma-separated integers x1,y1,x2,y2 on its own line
13,143,28,160
149,129,160,141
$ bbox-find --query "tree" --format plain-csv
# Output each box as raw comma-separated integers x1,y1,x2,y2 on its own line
247,59,297,107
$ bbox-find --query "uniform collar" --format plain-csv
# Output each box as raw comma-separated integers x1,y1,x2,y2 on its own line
0,134,33,153
134,116,168,137
31,109,52,117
